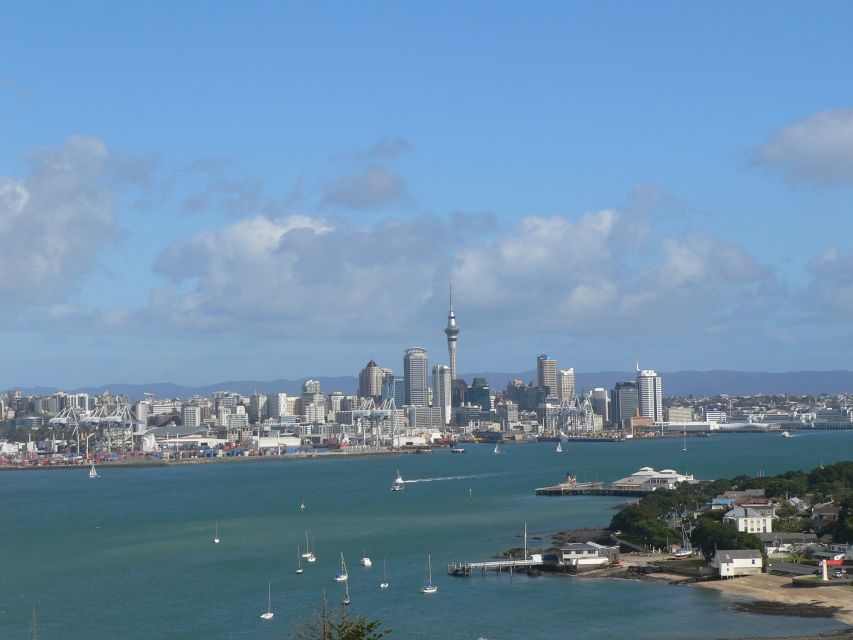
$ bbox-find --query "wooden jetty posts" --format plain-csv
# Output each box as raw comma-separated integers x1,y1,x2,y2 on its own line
534,481,656,497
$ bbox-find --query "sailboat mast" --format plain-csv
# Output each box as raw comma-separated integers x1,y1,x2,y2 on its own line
524,522,528,560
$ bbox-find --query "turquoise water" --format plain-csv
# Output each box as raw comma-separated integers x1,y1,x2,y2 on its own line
0,431,850,639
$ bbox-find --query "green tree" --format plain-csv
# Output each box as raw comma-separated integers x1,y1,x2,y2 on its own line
288,597,390,640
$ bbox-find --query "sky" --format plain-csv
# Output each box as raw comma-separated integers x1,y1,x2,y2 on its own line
2,2,853,388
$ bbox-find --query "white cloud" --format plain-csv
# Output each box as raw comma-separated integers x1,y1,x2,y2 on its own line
0,135,118,303
147,207,774,342
320,164,408,210
755,108,853,184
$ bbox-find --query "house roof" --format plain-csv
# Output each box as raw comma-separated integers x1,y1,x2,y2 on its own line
715,549,763,561
724,507,768,519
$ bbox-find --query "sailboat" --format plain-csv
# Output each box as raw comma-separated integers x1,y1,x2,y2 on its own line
468,487,473,502
360,549,372,567
88,460,99,478
308,537,316,563
380,558,389,589
259,582,274,620
213,521,220,544
682,430,688,452
334,552,348,582
30,605,38,640
342,575,351,606
300,499,306,511
493,442,501,455
390,470,404,492
555,441,562,453
302,531,316,562
295,546,304,574
421,554,437,593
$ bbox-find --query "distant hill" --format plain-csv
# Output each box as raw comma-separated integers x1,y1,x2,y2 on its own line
13,370,853,400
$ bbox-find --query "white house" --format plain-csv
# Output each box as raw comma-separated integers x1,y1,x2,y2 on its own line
558,543,614,568
611,467,698,491
723,507,773,534
711,549,763,578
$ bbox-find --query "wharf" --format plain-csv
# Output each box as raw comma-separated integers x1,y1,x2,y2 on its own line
447,558,542,576
535,481,655,497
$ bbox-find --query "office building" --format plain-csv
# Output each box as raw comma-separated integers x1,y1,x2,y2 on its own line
637,368,664,423
404,348,429,407
432,364,452,426
467,377,492,412
559,368,575,400
591,388,611,426
358,360,385,400
537,354,558,399
612,381,639,429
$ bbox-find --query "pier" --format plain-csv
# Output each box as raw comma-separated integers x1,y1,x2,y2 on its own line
534,482,656,497
447,558,542,576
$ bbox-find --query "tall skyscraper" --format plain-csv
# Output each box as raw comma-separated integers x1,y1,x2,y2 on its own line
591,388,611,426
404,348,429,407
432,364,452,425
444,284,460,381
558,368,575,400
537,354,558,399
611,381,639,429
358,359,385,400
637,366,663,423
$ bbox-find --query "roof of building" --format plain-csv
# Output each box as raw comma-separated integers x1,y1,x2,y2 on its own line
715,549,763,561
560,543,600,551
724,507,770,519
756,533,817,543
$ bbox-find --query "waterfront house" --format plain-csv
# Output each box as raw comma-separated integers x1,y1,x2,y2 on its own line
723,507,773,534
557,543,618,570
711,549,763,578
610,467,698,491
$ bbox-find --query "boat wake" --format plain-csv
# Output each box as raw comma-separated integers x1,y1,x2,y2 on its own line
402,473,501,484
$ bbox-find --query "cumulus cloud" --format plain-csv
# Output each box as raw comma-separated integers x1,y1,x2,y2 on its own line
147,206,774,342
755,108,853,184
0,135,118,303
802,245,853,316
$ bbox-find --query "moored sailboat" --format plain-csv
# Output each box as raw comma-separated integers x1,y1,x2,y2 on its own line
421,554,437,594
259,582,274,620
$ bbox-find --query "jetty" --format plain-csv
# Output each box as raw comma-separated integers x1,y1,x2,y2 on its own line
447,558,542,576
535,481,655,497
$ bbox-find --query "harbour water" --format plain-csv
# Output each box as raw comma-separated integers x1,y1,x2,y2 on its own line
1,431,850,639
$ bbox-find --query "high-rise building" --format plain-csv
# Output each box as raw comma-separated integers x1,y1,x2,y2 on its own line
404,348,429,407
267,393,289,417
611,381,639,429
637,367,663,423
444,284,460,381
301,379,325,421
432,365,452,426
558,368,575,400
182,405,201,429
537,354,558,399
249,393,268,423
591,388,611,426
358,360,385,400
467,377,492,412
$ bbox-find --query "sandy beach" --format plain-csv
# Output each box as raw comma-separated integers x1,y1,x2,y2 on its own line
696,574,853,625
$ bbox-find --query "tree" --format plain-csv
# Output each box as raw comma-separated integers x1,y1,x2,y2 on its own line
288,596,390,640
690,518,763,560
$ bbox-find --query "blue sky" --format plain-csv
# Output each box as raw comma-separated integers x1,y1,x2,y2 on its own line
2,2,853,388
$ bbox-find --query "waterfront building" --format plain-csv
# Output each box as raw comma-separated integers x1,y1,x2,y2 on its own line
591,388,610,426
404,348,429,407
611,467,697,490
358,360,385,400
705,409,727,423
611,381,639,429
444,284,460,381
558,368,575,400
637,367,663,423
711,549,763,578
495,400,518,429
537,354,558,400
406,405,444,432
381,374,406,408
432,364,452,426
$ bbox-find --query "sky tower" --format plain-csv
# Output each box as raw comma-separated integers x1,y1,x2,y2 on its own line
445,283,460,381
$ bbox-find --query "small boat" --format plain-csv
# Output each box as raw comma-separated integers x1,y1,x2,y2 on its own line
295,546,304,574
555,442,562,453
300,500,306,511
88,461,99,478
451,447,466,454
390,470,405,492
260,582,274,620
302,531,316,562
682,431,688,452
380,558,389,589
421,554,438,594
334,552,348,582
213,521,220,545
360,549,372,567
30,605,38,640
781,431,793,438
493,443,501,455
468,488,473,502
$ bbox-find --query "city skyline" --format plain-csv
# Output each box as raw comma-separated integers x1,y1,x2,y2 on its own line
3,3,853,388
